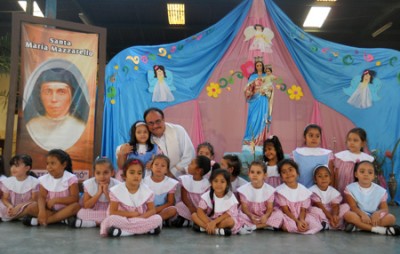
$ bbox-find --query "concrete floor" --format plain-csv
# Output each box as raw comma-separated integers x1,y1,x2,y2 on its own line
1,207,399,254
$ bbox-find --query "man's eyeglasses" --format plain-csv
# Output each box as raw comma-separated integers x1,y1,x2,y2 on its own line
146,119,163,127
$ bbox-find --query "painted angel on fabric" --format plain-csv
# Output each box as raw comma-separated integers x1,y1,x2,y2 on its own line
343,69,381,109
147,65,176,102
244,24,274,53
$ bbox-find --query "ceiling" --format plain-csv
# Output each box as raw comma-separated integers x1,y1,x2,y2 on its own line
1,0,399,61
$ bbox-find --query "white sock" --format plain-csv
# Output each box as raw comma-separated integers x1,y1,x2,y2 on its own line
244,224,257,231
120,230,134,236
200,227,206,232
371,226,386,235
77,219,97,228
215,228,226,235
31,218,38,226
239,227,253,235
182,220,193,227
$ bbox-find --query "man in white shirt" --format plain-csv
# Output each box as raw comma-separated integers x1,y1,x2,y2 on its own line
143,108,195,177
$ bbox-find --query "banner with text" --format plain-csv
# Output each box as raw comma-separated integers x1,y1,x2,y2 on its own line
18,23,98,180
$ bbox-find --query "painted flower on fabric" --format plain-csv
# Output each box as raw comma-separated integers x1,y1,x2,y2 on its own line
287,85,303,100
240,61,253,79
207,82,222,98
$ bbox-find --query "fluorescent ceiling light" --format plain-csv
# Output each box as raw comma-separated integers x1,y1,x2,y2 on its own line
167,3,185,25
18,1,44,17
303,7,331,28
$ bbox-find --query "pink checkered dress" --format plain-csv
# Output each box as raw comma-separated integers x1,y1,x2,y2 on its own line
0,176,39,220
238,182,283,228
39,171,78,211
309,185,350,230
198,191,242,234
77,177,120,223
175,175,210,221
275,183,323,234
100,182,162,236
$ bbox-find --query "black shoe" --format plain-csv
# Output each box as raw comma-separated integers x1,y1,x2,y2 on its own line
107,226,122,237
321,221,329,231
163,219,171,227
218,228,232,236
22,216,34,227
344,223,355,233
172,216,185,227
386,225,400,236
192,224,201,232
149,226,161,235
67,217,78,228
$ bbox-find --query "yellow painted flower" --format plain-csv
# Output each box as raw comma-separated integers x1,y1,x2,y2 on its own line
168,54,172,59
206,82,222,98
114,65,119,70
376,61,381,66
287,85,303,100
134,66,139,71
111,99,116,104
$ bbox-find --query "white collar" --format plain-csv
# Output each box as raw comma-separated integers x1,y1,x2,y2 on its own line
143,176,178,195
83,178,120,202
179,175,210,194
237,182,275,202
295,147,332,156
276,183,312,202
309,185,340,204
335,150,374,162
110,182,153,207
201,191,238,213
2,176,39,194
39,171,76,192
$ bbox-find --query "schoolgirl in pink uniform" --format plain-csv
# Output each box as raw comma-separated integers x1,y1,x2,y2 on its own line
23,149,80,226
174,156,211,227
100,159,162,237
263,135,285,187
0,155,39,221
275,159,323,234
238,161,283,234
70,157,120,228
309,165,349,230
192,169,241,236
334,128,373,195
143,154,179,226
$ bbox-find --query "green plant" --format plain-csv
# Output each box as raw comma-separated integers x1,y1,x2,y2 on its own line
0,34,11,75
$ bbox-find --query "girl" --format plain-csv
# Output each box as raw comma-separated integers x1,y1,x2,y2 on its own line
220,154,247,195
70,157,120,228
238,161,283,233
23,149,80,226
117,121,159,179
143,155,179,226
291,124,334,188
192,169,241,236
275,159,324,234
343,161,400,236
263,135,284,187
197,142,220,178
334,128,373,195
309,165,350,230
100,159,163,237
0,155,39,221
174,156,211,227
